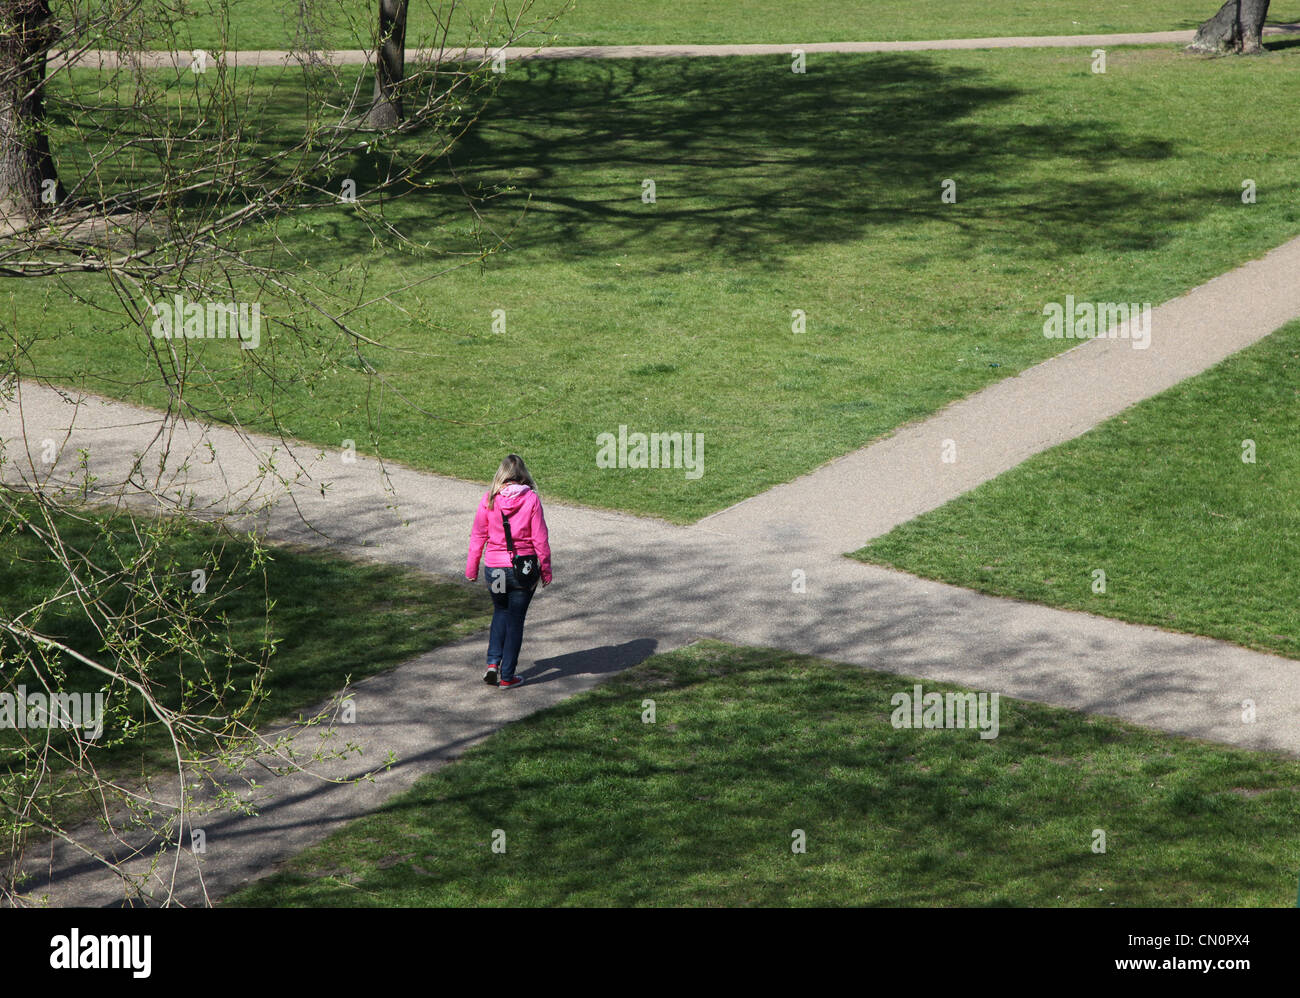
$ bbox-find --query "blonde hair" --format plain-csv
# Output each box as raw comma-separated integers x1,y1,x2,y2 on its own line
487,454,537,510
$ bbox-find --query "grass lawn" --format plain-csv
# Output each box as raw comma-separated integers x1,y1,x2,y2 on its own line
855,321,1300,661
0,496,490,830
114,1,1300,51
225,640,1300,907
15,47,1300,521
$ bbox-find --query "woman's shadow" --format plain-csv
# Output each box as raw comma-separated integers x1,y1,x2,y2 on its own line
522,638,658,686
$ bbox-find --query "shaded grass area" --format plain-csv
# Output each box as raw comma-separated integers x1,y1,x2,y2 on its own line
124,0,1300,50
15,48,1300,521
855,322,1300,661
226,640,1300,907
0,497,491,812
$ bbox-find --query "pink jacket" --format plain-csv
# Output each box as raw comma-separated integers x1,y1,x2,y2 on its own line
466,483,552,584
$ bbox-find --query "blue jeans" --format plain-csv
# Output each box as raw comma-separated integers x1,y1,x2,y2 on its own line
484,566,536,682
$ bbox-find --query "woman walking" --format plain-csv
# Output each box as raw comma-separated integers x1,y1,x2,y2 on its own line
466,455,552,689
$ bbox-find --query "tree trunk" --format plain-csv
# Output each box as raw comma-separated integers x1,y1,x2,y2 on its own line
361,0,408,129
0,0,61,225
1188,0,1272,54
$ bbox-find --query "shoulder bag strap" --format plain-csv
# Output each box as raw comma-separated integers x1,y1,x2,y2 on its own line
501,512,517,556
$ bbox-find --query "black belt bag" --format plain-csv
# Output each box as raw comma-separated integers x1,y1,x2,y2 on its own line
502,512,540,588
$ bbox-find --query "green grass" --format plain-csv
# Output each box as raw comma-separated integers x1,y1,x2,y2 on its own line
0,496,491,824
15,47,1300,521
226,640,1300,907
855,321,1300,661
106,0,1300,51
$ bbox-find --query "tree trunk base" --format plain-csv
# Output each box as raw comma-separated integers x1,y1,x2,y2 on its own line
353,99,401,131
1186,0,1272,55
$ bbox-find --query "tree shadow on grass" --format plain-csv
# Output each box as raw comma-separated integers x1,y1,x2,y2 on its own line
322,52,1198,268
50,52,1216,288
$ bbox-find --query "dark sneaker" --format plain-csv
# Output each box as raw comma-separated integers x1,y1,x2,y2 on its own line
498,676,523,689
483,667,499,686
